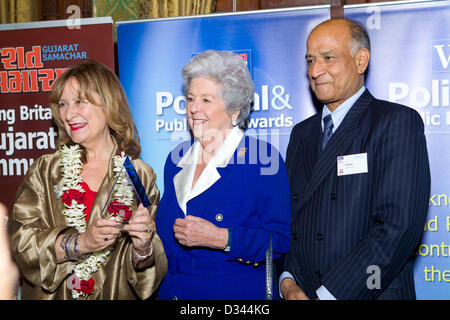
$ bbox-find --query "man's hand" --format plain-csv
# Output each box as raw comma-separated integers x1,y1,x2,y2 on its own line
281,278,310,300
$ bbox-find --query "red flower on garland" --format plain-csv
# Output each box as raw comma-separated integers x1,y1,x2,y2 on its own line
62,189,85,207
79,278,95,295
108,199,132,222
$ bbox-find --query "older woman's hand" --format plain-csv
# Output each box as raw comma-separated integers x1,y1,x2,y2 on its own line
173,215,228,249
123,203,155,256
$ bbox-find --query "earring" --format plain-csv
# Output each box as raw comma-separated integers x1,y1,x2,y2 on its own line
232,119,238,127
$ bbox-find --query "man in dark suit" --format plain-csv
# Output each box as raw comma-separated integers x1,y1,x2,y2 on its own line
280,18,430,300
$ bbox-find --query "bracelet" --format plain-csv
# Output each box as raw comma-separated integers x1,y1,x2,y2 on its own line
133,245,153,260
74,234,89,260
67,234,79,261
61,233,89,261
60,234,68,251
64,234,77,261
60,234,70,259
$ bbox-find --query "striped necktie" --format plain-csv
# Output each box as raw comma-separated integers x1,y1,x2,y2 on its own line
321,114,334,151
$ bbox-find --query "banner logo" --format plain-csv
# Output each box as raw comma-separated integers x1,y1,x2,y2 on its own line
190,49,252,76
0,44,87,93
155,49,293,134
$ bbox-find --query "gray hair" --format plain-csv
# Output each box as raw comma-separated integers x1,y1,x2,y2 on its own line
347,19,371,56
182,50,254,129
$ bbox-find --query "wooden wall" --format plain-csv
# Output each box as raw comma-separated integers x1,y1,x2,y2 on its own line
215,0,404,18
39,0,92,20
37,0,405,21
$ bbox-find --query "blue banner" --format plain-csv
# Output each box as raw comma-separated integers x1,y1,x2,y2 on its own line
345,0,450,300
117,1,450,299
117,7,330,193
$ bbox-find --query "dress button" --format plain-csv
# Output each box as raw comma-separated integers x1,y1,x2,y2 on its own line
315,270,322,279
316,233,324,241
292,233,298,240
330,193,337,200
293,193,299,201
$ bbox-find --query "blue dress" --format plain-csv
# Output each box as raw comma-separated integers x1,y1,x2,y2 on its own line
156,133,291,300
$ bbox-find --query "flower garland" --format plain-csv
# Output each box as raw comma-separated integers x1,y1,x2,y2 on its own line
103,154,135,222
59,145,133,299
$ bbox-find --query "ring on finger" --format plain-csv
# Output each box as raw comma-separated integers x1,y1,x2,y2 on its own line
104,236,109,241
144,225,152,233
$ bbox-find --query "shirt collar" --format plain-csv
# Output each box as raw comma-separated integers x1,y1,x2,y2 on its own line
173,126,244,215
321,86,366,132
177,126,244,168
212,126,244,167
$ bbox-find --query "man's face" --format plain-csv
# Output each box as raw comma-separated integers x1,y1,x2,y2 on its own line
306,20,366,111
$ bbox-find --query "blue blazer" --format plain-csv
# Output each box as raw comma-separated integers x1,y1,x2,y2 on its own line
156,135,291,300
284,90,430,300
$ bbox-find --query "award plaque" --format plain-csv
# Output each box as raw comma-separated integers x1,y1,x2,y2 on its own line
122,156,151,207
101,156,151,222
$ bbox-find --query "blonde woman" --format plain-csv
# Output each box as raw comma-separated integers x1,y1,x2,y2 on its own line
8,60,167,299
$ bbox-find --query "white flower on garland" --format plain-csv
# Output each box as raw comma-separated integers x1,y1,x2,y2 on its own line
103,151,134,222
113,152,134,205
60,145,86,232
59,145,133,299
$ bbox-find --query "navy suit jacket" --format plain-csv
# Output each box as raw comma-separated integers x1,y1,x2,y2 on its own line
284,89,430,300
156,135,291,300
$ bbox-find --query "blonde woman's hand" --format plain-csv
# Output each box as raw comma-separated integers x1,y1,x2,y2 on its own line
78,218,122,254
123,203,155,256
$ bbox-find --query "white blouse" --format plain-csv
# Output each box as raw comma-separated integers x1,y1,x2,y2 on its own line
173,126,244,215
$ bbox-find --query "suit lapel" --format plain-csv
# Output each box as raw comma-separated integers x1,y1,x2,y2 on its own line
173,140,202,215
301,115,322,182
299,90,374,208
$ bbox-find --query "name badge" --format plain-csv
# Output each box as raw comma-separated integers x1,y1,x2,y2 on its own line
337,153,368,176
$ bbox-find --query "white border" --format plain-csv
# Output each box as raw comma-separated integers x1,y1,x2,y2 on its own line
0,16,113,31
116,5,330,25
344,0,449,9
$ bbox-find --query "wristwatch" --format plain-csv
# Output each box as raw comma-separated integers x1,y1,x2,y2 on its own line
223,228,232,252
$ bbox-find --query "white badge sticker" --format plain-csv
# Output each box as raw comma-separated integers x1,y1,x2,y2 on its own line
337,153,368,176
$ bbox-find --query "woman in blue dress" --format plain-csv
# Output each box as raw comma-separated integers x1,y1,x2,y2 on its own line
156,50,291,300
